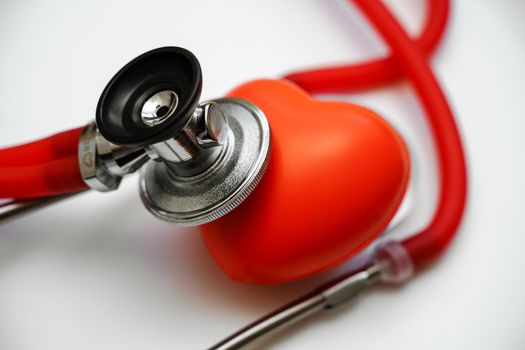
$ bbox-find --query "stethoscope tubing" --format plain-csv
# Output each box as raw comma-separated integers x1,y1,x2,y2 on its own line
208,0,467,347
0,0,466,348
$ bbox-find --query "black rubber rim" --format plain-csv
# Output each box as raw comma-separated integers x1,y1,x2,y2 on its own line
96,47,202,147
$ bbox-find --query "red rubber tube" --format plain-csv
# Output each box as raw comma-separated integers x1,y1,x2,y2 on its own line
0,155,87,199
284,0,449,93
0,127,83,167
351,0,467,268
0,127,87,198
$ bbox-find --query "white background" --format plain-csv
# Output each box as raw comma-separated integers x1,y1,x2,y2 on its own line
1,0,524,349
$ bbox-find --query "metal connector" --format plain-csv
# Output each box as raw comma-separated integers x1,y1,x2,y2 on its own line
78,122,149,192
320,263,381,309
208,240,416,350
208,263,381,350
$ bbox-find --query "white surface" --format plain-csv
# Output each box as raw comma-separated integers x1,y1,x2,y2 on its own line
1,0,524,349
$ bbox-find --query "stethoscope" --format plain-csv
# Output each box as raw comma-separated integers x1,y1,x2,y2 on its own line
0,0,466,349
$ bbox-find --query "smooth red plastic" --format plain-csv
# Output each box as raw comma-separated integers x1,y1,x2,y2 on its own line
0,156,87,199
284,0,449,93
352,0,467,268
201,79,410,284
0,127,82,167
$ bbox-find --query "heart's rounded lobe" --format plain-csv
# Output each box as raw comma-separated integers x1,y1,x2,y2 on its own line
201,79,410,284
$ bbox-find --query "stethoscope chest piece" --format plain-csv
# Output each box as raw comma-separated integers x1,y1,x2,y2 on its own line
96,47,271,225
141,98,270,225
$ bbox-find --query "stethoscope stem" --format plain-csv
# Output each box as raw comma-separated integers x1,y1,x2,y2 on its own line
209,264,381,350
209,294,325,350
0,190,87,223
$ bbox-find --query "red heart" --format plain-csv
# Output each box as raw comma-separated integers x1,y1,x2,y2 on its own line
201,79,409,284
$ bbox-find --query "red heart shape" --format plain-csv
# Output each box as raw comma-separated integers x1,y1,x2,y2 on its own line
201,79,409,284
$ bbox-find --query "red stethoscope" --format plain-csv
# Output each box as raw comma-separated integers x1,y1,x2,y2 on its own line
0,0,466,348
